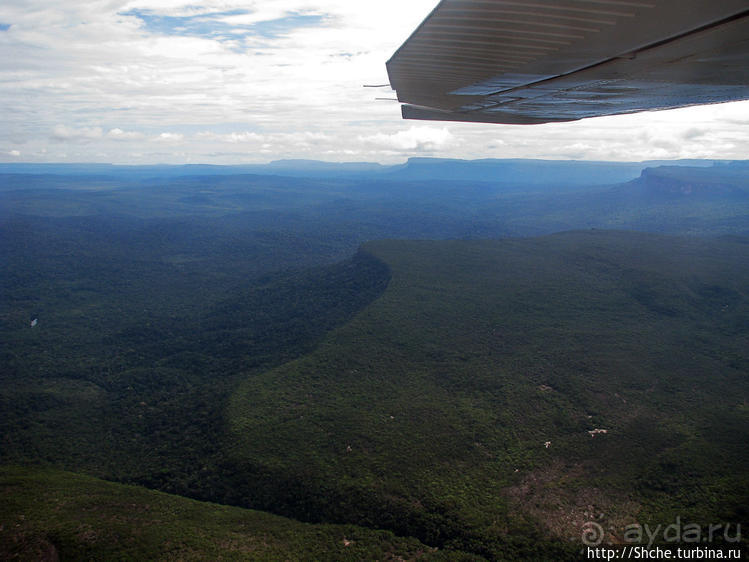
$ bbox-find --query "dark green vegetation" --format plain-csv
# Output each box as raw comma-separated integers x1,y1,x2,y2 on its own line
0,466,447,560
2,160,749,560
1,219,389,492
227,232,749,556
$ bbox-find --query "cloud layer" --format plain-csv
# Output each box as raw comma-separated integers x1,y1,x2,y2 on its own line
2,1,749,164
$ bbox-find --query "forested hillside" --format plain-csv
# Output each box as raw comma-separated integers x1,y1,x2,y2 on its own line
227,231,749,557
2,162,748,559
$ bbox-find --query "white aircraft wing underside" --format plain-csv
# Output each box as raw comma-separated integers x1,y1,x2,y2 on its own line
386,0,749,124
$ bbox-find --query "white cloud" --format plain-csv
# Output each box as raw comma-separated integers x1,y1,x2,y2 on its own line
196,131,264,143
360,126,455,152
154,132,184,142
107,128,145,140
2,1,749,163
51,125,104,142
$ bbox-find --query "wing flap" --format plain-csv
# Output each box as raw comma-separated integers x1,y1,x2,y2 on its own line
388,0,749,124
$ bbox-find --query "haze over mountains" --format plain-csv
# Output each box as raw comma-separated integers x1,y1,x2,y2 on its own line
2,158,748,560
2,158,748,239
0,156,721,181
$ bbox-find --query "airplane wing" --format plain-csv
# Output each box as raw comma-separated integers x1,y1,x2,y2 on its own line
386,1,749,124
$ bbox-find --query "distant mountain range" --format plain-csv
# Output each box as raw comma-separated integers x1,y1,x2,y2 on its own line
0,157,727,186
3,159,749,238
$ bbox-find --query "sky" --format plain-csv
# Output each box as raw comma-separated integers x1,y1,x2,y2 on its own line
1,0,749,165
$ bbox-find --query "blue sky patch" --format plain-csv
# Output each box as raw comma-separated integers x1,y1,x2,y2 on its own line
121,9,326,46
0,23,11,31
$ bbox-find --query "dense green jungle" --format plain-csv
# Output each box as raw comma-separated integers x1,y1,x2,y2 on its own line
2,160,748,560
